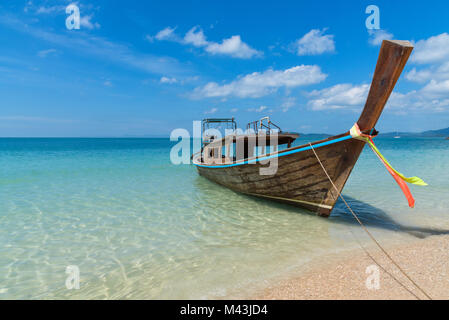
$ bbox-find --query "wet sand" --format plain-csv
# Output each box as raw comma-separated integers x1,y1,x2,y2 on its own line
253,235,449,300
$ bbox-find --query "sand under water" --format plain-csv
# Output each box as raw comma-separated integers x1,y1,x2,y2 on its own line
1,137,448,299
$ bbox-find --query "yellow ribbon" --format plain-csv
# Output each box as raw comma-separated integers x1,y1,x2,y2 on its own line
350,124,427,186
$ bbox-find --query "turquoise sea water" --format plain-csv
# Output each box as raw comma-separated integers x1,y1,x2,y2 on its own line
1,137,448,299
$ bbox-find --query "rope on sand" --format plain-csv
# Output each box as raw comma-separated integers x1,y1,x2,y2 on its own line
308,142,432,300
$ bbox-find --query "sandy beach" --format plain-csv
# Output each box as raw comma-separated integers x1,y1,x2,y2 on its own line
253,235,449,300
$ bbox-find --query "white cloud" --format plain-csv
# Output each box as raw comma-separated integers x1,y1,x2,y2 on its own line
421,79,449,97
281,97,296,112
154,27,178,41
406,62,449,83
405,34,449,99
308,80,449,114
37,48,57,58
307,83,370,111
405,67,434,83
204,107,218,114
35,5,65,14
368,29,394,46
205,35,262,59
80,15,100,30
389,67,449,113
150,26,261,59
293,29,335,56
247,106,268,113
183,26,208,47
411,33,449,64
387,90,449,113
193,65,327,99
103,80,112,87
160,76,177,84
230,108,238,113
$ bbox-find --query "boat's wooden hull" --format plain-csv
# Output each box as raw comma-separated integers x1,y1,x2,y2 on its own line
195,135,366,217
194,40,414,217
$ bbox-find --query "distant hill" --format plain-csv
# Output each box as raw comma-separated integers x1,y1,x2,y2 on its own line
380,126,449,138
420,127,449,137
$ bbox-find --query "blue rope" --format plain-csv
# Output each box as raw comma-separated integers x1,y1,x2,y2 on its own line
194,135,353,168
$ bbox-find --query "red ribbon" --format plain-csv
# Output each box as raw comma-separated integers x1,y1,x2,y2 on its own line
369,138,415,208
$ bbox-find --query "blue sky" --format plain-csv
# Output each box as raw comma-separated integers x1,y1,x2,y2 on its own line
1,0,449,137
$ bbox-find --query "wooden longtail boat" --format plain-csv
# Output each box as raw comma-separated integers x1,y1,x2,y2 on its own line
193,40,414,217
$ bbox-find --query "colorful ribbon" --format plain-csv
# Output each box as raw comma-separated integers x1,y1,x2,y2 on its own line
350,123,427,208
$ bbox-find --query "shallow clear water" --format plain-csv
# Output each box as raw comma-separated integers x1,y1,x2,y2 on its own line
0,137,448,299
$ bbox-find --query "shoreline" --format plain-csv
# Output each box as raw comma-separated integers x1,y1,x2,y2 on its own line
250,234,449,300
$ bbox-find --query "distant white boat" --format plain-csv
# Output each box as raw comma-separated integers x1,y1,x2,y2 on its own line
394,131,400,139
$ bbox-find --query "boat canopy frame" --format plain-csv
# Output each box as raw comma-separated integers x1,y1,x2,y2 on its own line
246,116,282,135
202,118,237,133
